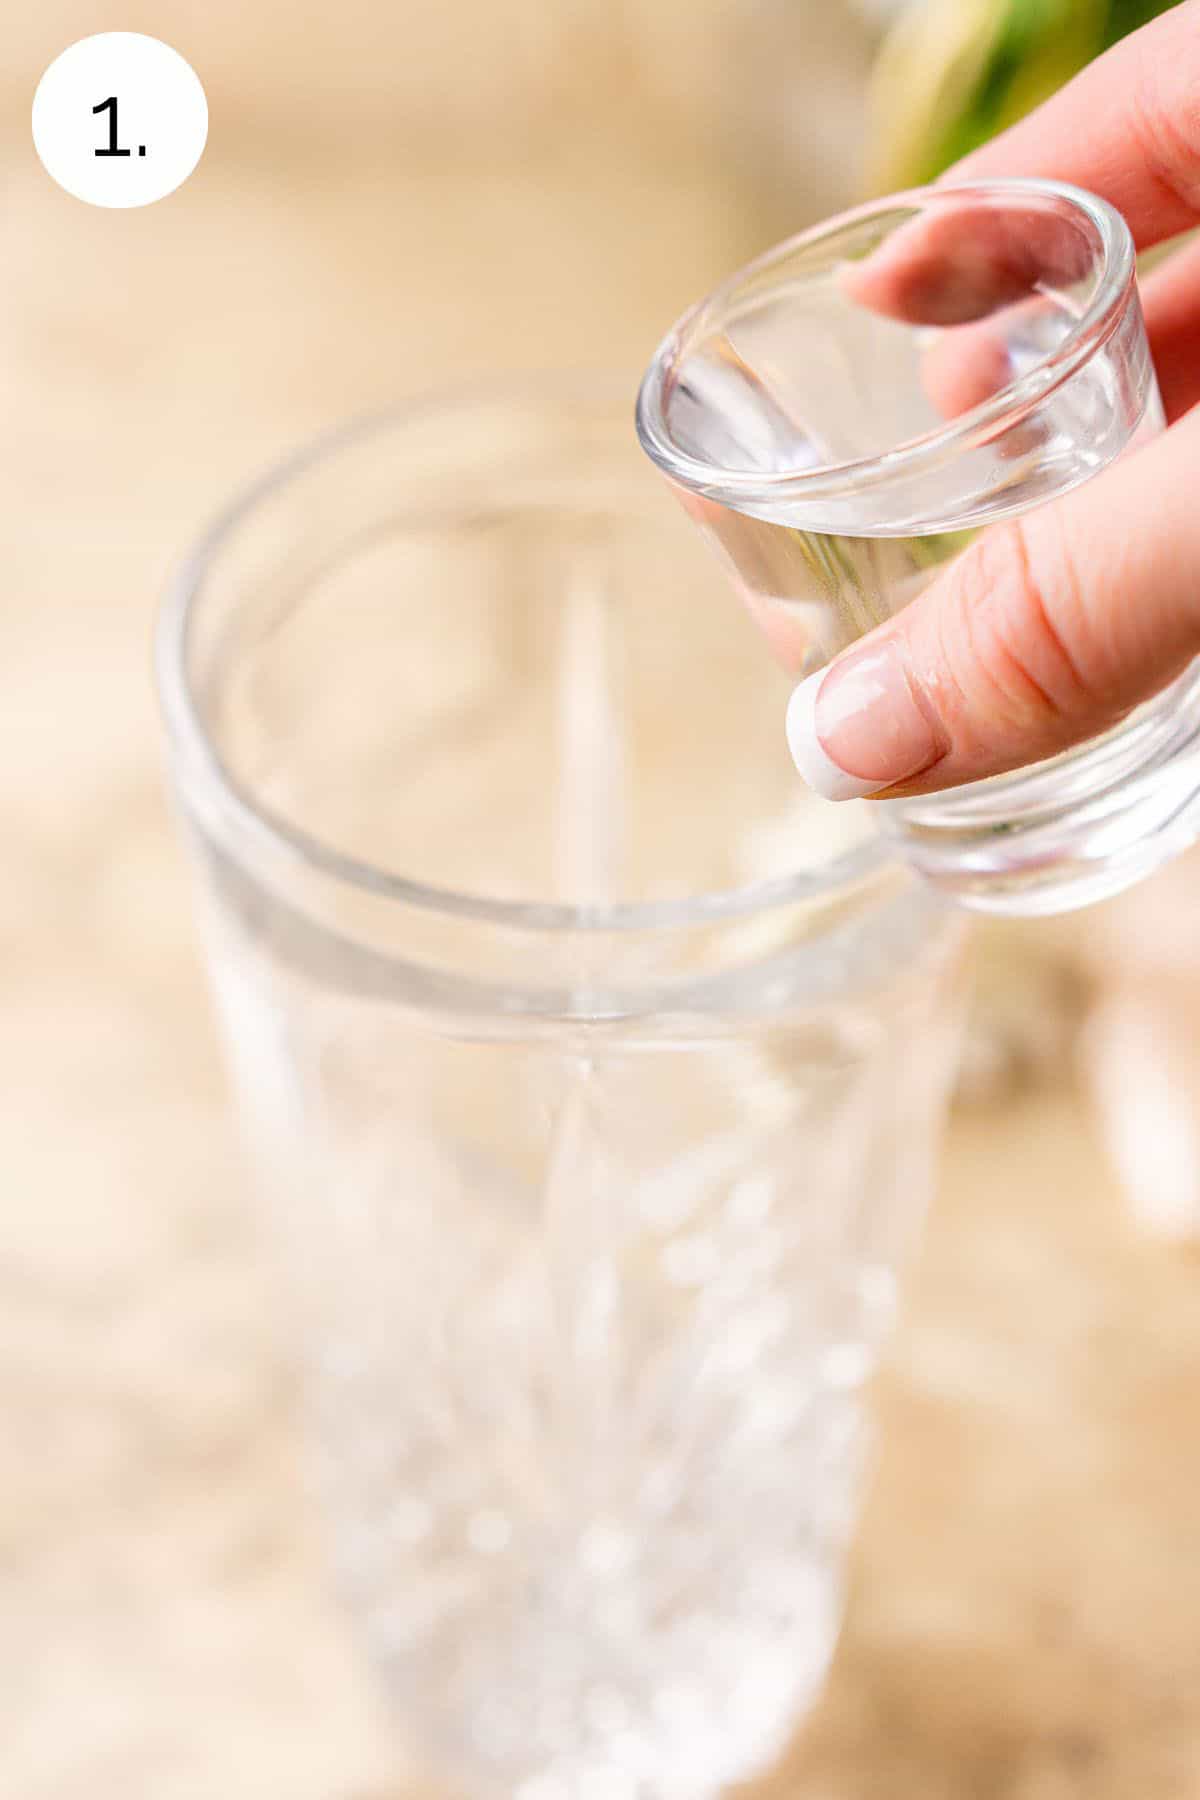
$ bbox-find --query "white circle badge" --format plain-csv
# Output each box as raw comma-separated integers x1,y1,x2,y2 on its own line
33,33,207,209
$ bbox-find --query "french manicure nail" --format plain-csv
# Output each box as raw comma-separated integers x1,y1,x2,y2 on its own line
786,642,944,801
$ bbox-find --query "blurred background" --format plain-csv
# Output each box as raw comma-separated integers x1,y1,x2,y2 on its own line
5,2,1200,1796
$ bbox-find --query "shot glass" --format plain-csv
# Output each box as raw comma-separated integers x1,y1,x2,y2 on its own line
157,386,962,1799
637,178,1195,915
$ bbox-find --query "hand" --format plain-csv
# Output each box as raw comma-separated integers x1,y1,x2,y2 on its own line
787,1,1200,801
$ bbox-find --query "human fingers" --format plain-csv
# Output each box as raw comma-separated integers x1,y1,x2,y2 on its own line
786,401,1200,799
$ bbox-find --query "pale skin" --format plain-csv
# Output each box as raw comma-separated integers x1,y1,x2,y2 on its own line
796,1,1200,800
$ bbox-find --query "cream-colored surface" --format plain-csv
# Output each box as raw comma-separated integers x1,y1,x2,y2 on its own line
5,13,1200,1796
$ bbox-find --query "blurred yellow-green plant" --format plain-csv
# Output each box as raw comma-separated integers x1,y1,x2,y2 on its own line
867,0,1182,192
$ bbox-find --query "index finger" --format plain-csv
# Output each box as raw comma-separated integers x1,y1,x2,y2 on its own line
839,193,1105,426
841,195,1093,326
951,0,1200,249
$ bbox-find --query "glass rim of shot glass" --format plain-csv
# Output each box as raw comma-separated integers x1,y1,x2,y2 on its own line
635,177,1135,521
634,179,1200,918
154,386,956,1032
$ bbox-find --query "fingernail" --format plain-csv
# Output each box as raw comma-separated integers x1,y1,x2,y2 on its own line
786,642,943,801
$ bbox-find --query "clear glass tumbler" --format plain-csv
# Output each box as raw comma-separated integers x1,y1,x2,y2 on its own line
637,178,1195,916
156,388,962,1799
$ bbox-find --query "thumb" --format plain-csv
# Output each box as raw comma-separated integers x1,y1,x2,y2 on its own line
787,405,1200,801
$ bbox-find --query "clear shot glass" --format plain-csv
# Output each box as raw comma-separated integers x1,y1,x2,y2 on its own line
637,178,1194,916
157,386,963,1799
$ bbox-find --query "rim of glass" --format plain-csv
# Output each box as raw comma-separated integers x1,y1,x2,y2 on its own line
636,178,1134,509
156,391,890,936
